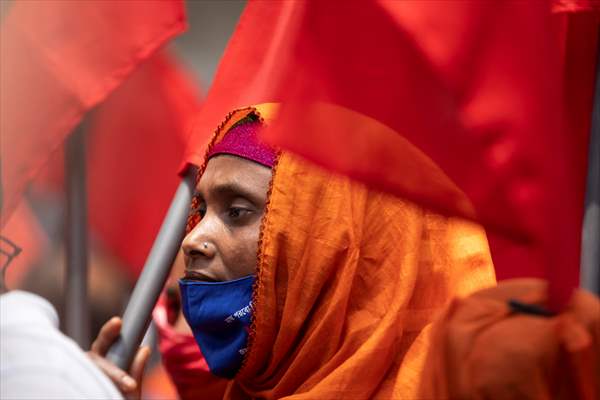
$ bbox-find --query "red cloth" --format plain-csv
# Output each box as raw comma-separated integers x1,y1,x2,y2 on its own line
183,1,599,309
25,50,201,278
0,0,186,226
153,296,228,400
488,8,599,284
86,50,201,277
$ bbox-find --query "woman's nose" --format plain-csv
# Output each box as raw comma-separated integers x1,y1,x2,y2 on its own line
181,219,216,260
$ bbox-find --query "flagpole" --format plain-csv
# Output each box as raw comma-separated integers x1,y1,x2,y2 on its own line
580,30,600,296
107,166,197,370
64,122,90,348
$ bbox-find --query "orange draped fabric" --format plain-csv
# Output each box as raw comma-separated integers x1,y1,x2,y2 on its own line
191,105,496,399
419,279,600,399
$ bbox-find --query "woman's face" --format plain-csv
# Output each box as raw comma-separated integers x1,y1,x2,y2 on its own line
181,155,272,282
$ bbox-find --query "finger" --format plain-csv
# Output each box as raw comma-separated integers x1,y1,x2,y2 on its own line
91,317,122,355
130,346,151,382
128,346,151,400
87,352,137,394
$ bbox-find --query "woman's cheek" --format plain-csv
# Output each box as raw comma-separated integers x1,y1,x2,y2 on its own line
237,225,262,275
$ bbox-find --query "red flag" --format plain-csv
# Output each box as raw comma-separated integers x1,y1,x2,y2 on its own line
0,0,186,226
488,7,599,284
29,50,202,278
86,50,201,278
183,1,599,308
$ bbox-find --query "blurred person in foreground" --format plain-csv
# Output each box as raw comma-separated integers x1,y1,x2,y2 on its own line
0,287,128,399
0,238,146,399
92,104,496,399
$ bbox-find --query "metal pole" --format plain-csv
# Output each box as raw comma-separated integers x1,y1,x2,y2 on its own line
65,123,90,348
580,28,600,295
107,166,197,370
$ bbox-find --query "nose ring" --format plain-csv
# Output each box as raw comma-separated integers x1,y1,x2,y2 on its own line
202,242,208,249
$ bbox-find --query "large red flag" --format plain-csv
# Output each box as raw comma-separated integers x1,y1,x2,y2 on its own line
183,1,599,308
0,0,186,226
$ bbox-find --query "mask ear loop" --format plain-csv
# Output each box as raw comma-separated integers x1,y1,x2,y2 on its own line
0,236,22,292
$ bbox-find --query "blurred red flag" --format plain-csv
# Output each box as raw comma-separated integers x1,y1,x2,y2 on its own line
183,1,599,308
0,0,186,226
86,50,201,278
30,50,202,278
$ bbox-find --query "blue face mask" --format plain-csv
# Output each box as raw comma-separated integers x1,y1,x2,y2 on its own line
179,275,255,379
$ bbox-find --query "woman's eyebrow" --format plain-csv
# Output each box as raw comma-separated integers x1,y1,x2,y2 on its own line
210,182,262,204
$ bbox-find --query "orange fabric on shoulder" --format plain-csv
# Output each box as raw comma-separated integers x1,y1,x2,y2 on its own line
224,143,496,398
418,278,600,400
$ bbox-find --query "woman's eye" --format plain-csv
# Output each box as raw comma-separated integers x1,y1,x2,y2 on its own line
228,207,248,219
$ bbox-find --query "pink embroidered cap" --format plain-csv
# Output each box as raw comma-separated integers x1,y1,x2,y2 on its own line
206,120,276,168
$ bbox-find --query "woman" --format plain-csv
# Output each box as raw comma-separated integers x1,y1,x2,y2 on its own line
92,104,496,398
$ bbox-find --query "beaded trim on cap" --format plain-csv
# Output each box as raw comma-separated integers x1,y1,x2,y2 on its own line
206,117,276,168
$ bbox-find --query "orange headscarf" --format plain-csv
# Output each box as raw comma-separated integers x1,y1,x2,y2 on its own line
192,104,497,399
